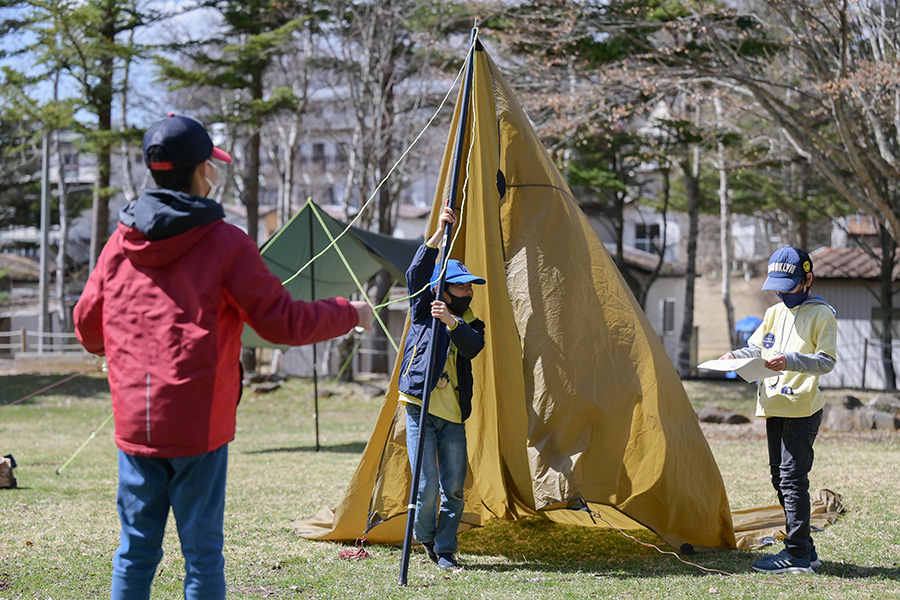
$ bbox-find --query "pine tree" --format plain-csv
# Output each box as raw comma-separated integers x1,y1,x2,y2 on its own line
1,0,152,268
156,0,308,245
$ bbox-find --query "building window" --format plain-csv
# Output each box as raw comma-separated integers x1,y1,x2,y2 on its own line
635,223,660,253
659,298,676,335
312,143,326,168
62,152,79,180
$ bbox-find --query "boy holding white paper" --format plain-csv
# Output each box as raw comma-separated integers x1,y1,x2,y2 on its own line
720,246,837,575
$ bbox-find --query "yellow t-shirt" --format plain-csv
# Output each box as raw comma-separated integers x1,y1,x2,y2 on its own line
400,339,462,424
748,300,837,418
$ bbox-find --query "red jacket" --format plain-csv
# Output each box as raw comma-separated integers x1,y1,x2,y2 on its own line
75,198,358,458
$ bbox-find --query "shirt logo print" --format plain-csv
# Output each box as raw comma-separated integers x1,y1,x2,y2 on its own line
763,333,775,349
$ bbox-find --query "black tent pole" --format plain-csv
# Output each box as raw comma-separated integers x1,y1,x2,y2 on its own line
398,22,478,587
309,203,320,453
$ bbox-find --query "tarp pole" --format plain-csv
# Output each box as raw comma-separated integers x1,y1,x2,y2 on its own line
309,203,320,453
398,22,478,587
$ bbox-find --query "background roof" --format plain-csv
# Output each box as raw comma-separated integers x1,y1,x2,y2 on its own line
811,247,900,280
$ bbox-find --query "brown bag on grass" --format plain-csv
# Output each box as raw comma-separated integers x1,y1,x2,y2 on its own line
0,455,17,489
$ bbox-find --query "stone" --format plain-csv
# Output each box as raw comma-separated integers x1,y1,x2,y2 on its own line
252,381,282,394
867,393,900,415
821,401,900,431
821,402,856,432
840,395,863,409
0,456,16,489
870,410,900,431
696,405,751,425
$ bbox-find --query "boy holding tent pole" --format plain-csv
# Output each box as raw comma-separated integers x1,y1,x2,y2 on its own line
720,246,836,574
398,204,486,571
74,113,373,600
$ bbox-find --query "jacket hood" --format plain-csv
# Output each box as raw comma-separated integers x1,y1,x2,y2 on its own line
120,188,225,240
799,296,836,314
118,189,225,268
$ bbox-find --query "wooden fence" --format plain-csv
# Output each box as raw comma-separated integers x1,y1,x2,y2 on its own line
0,329,86,355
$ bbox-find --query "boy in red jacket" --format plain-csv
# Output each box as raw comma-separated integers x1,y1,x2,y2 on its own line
74,114,372,600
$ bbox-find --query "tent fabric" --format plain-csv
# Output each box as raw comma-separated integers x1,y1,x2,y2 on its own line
297,42,735,551
241,200,419,348
732,489,843,549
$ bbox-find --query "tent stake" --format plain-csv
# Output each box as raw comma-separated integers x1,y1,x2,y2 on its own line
398,22,479,587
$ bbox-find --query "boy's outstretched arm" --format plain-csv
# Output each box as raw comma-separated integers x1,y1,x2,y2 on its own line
720,343,762,361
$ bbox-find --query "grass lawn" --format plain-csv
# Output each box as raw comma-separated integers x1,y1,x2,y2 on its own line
1,372,899,599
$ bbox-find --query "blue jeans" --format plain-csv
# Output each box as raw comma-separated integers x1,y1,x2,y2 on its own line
405,403,467,555
766,410,822,559
112,445,228,600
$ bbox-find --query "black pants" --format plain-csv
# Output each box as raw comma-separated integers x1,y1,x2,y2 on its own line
766,409,823,558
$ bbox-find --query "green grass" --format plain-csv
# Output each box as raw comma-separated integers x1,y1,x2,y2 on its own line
1,373,899,599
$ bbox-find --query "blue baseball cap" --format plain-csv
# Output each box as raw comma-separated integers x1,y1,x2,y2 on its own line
762,246,812,292
143,113,232,173
430,259,486,287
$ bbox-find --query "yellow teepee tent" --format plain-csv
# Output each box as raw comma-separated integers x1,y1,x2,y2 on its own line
298,38,735,553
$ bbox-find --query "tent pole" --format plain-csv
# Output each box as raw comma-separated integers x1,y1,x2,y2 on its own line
309,203,320,453
398,21,479,587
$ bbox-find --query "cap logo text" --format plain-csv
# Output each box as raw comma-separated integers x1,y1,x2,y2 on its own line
768,262,796,275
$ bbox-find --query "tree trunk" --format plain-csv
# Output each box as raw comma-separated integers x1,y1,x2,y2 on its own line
610,148,643,304
336,335,356,382
281,120,299,226
89,8,116,270
715,97,736,347
54,131,70,335
377,81,395,234
677,158,701,378
341,123,361,221
879,224,897,391
120,29,138,205
369,269,393,374
245,68,264,245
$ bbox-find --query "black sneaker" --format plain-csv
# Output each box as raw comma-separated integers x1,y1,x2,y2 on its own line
437,552,460,571
751,549,813,574
422,542,438,564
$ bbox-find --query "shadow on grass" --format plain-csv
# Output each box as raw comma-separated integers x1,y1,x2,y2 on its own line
458,518,900,583
817,560,900,582
244,442,367,455
0,373,109,406
458,517,709,576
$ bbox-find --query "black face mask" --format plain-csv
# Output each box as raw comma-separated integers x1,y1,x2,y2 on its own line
444,290,472,316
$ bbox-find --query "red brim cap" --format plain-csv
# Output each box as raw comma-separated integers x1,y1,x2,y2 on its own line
211,147,232,163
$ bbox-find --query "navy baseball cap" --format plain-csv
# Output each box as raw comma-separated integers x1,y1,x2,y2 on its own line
430,259,486,287
143,113,232,172
762,246,812,292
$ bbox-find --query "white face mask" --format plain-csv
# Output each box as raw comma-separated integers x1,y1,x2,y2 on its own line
203,159,219,198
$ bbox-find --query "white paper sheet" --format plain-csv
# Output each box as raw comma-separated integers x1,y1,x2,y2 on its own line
697,357,783,383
